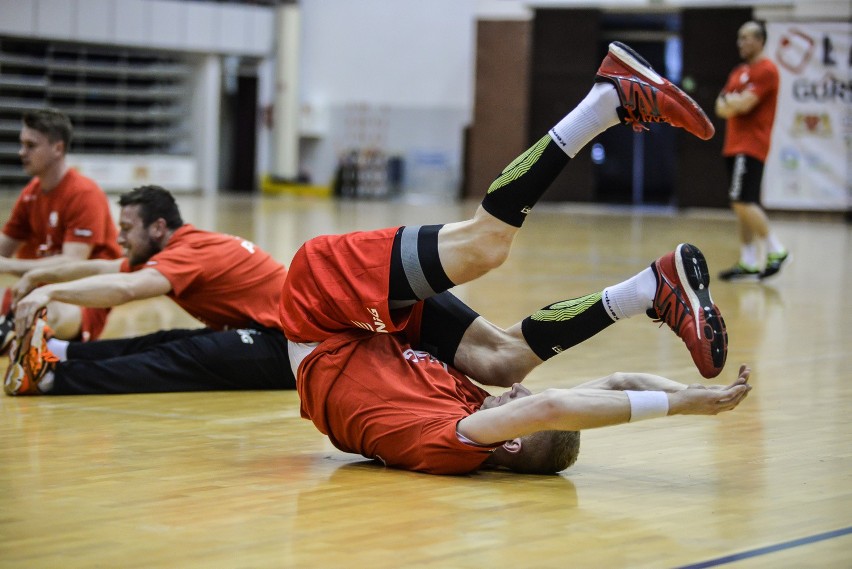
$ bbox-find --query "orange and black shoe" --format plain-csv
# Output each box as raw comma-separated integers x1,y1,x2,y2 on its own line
3,310,58,395
595,41,715,141
649,243,728,379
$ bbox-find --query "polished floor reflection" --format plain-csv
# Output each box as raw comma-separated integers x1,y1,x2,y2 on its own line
1,192,850,568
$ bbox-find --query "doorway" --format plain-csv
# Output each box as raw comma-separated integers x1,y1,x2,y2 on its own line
592,12,681,206
220,57,259,193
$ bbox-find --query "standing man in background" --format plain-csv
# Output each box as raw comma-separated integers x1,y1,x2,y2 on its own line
0,108,121,349
715,21,788,281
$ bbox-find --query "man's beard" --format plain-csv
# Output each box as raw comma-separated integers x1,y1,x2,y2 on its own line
128,237,163,266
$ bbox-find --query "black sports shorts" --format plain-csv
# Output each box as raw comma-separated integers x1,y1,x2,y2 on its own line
726,154,764,204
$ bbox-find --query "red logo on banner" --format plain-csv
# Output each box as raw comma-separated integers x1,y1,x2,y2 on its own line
776,28,815,74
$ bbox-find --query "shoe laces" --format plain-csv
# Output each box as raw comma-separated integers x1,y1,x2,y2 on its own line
23,313,58,375
652,281,691,336
24,340,58,380
626,81,664,126
622,109,651,133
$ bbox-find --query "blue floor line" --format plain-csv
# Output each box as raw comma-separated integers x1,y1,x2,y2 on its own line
673,526,852,569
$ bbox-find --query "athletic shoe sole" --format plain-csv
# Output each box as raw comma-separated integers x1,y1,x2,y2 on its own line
675,244,727,371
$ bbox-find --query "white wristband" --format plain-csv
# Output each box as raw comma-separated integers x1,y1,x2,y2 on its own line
624,390,669,422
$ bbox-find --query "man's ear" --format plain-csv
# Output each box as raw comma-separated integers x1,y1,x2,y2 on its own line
150,218,169,239
501,438,523,454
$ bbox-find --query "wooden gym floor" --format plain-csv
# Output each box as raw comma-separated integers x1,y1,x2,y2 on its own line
1,193,850,568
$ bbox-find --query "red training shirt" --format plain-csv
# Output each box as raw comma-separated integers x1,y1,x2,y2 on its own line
3,169,122,261
296,330,499,475
122,224,286,330
721,57,779,162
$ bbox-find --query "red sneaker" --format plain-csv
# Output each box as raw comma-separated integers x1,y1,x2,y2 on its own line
3,310,58,395
596,41,715,141
649,243,728,378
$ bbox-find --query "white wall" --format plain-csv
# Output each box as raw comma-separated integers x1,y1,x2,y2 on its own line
295,0,478,197
300,0,476,109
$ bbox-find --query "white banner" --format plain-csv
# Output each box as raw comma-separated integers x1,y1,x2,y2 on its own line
67,155,198,193
763,22,851,211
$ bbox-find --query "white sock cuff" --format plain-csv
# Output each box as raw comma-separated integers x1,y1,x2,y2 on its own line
47,338,69,362
549,83,620,158
602,268,656,321
39,370,55,393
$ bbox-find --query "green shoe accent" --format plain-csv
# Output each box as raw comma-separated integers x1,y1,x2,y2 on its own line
761,251,789,279
718,262,760,281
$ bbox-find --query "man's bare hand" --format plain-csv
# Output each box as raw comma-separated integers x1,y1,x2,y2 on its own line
11,274,37,307
14,289,51,337
669,365,752,416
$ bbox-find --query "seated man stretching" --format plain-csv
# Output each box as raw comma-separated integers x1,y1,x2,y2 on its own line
5,185,294,395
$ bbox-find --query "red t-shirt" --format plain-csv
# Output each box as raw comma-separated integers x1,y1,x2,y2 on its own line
296,330,498,475
3,169,122,261
282,230,501,475
721,57,779,162
122,225,287,330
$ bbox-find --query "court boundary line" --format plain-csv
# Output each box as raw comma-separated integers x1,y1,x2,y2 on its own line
673,526,852,569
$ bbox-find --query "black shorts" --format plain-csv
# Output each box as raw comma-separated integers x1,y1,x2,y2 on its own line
417,292,479,366
726,154,764,204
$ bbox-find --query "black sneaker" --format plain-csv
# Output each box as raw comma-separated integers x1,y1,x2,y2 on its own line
0,311,14,356
760,251,789,279
719,263,760,282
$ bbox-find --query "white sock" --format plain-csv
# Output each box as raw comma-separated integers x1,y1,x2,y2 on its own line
38,370,55,393
764,234,785,255
740,243,759,268
602,267,656,321
47,338,69,362
549,82,621,158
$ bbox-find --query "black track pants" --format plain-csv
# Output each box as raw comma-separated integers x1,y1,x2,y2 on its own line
51,327,295,395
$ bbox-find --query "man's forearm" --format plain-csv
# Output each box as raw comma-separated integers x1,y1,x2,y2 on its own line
458,367,751,445
38,276,138,308
458,388,633,444
23,259,116,285
716,91,758,118
0,254,82,277
573,372,688,392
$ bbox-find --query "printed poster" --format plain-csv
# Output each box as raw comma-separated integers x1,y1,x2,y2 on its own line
763,21,851,211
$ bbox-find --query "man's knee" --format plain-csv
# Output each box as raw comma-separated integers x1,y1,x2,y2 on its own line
45,301,83,340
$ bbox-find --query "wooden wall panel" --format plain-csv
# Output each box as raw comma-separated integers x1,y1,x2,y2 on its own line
465,19,531,199
529,9,600,203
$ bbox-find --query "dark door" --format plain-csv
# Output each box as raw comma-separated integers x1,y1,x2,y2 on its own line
677,7,752,207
